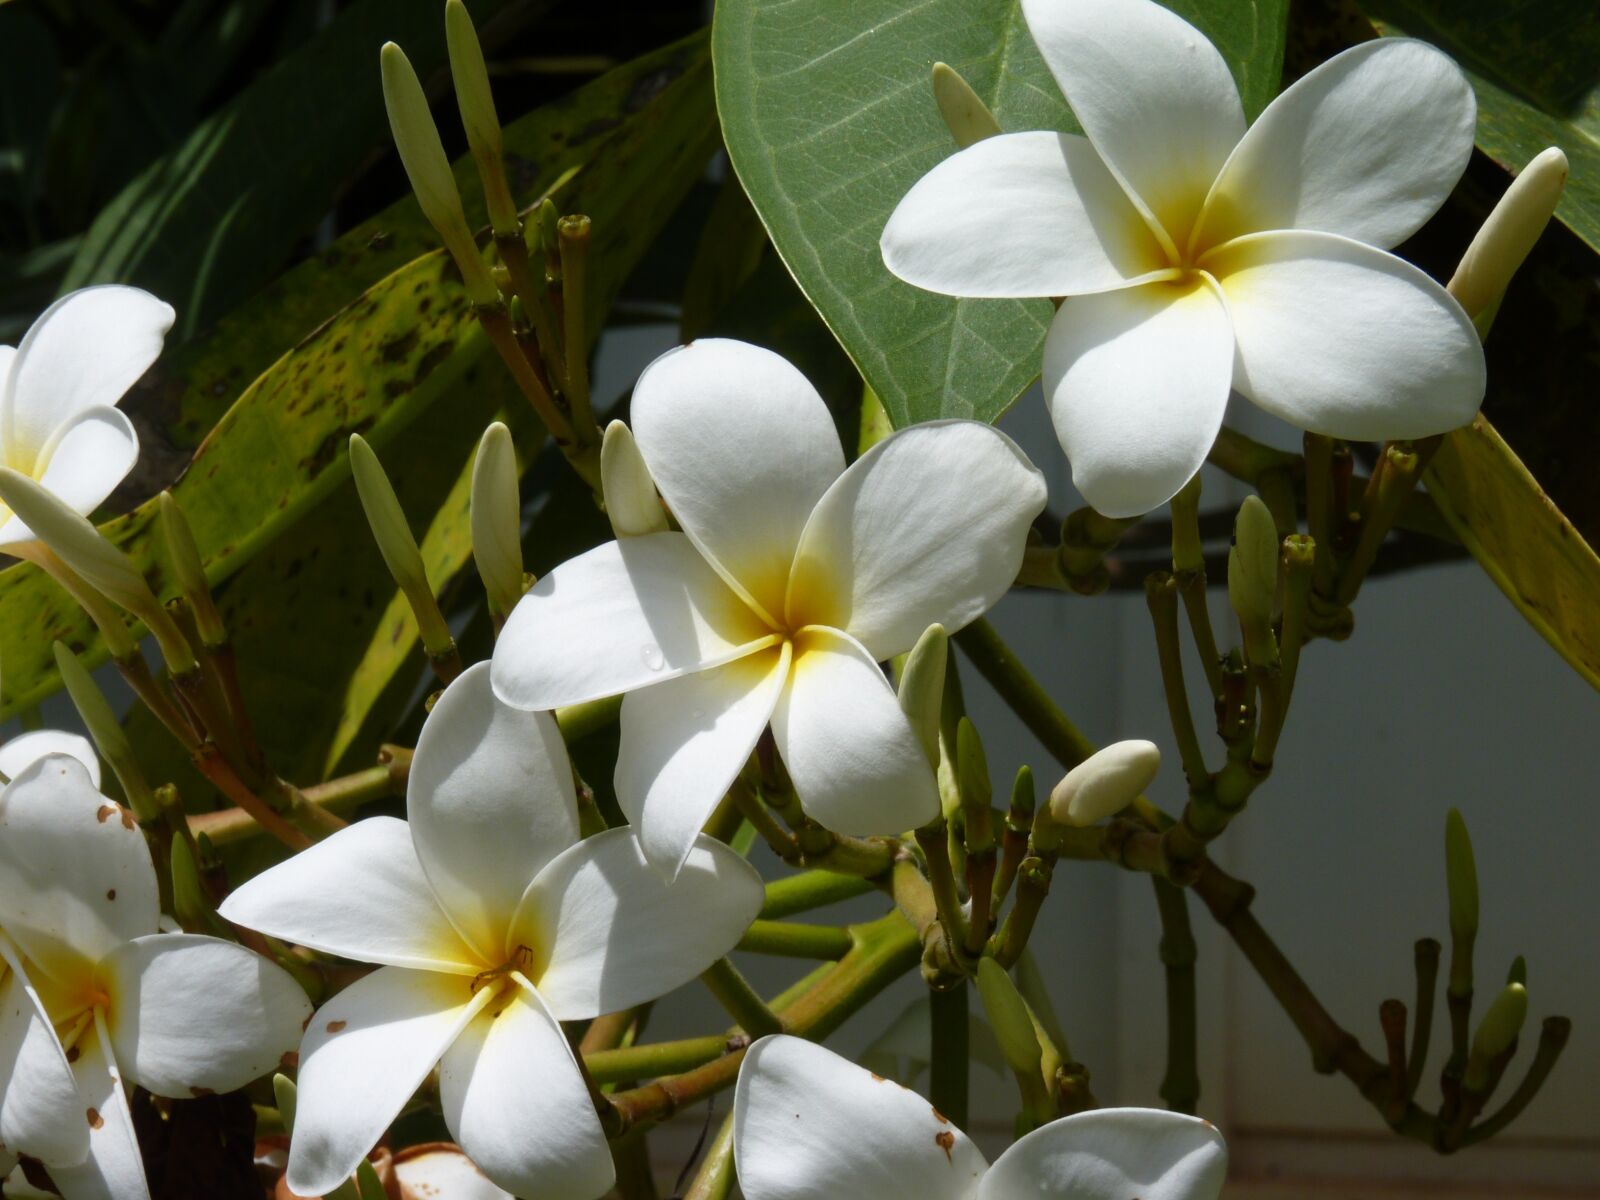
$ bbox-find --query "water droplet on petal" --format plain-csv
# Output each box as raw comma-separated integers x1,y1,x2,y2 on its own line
641,644,665,671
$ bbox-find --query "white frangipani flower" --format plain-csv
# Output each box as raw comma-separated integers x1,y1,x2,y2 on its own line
882,0,1486,518
220,664,765,1200
0,729,101,789
491,338,1047,874
734,1035,1227,1200
0,754,311,1200
0,287,174,549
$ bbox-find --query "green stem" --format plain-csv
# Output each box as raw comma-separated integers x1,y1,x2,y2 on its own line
587,1036,736,1086
737,920,853,960
760,871,876,920
1152,877,1200,1114
928,984,970,1127
915,822,970,955
1406,938,1440,1101
682,1112,737,1200
1146,573,1209,789
700,957,783,1037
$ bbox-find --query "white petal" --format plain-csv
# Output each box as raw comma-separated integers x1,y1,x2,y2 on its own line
440,983,612,1200
512,829,763,1020
0,755,158,985
1020,0,1244,250
1195,39,1475,252
48,1017,149,1200
491,533,775,710
615,643,790,878
99,933,311,1098
218,817,477,975
287,967,487,1197
409,663,579,961
630,340,845,623
2,287,171,475
733,1035,986,1200
1206,230,1485,440
882,132,1169,298
0,730,100,791
977,1107,1227,1200
787,422,1046,660
1042,275,1233,518
393,1145,513,1200
770,627,938,836
26,406,140,532
0,953,89,1167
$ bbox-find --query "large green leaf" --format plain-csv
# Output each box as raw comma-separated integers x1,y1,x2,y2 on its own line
0,34,719,725
1363,0,1600,253
1426,415,1600,691
714,0,1288,428
59,0,524,341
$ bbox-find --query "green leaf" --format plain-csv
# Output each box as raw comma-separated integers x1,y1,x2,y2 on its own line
1425,414,1600,692
1362,0,1600,253
0,34,719,728
59,0,528,341
714,0,1287,428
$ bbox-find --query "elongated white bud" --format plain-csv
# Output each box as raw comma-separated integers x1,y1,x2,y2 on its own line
445,0,520,238
349,434,454,657
471,422,525,620
931,62,1000,149
897,623,948,769
1049,739,1160,827
601,420,668,537
1449,147,1567,335
380,41,499,306
1229,493,1279,667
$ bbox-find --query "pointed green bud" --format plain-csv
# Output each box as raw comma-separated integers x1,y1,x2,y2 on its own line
379,41,499,307
975,957,1043,1077
0,467,195,672
470,422,525,621
272,1072,298,1133
601,420,668,538
956,717,992,812
537,198,563,278
1465,982,1528,1090
931,62,1000,149
1229,494,1279,667
1049,739,1160,827
444,0,519,238
1008,764,1035,827
52,641,158,823
349,434,454,657
1445,807,1479,944
896,624,947,769
170,833,212,931
158,492,225,648
1449,147,1568,336
1507,955,1527,987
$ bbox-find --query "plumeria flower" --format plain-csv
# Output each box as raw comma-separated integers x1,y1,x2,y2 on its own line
734,1035,1227,1199
492,338,1047,875
882,0,1485,517
0,286,173,549
220,664,764,1199
0,729,100,787
0,753,311,1200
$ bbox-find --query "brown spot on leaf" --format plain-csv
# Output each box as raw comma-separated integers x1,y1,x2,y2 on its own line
326,1020,347,1033
87,1108,104,1129
935,1131,954,1162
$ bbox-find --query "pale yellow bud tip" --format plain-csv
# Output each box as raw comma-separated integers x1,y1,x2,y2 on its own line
601,420,668,538
1449,146,1568,331
1049,739,1160,827
931,62,1001,150
471,421,525,618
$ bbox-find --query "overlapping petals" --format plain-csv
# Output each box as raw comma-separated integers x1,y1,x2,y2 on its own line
882,0,1485,517
733,1035,1228,1200
0,286,172,549
493,338,1047,874
222,665,763,1199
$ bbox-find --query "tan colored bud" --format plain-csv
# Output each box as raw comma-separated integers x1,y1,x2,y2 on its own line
1449,147,1568,335
931,63,1000,149
600,420,668,537
896,623,948,769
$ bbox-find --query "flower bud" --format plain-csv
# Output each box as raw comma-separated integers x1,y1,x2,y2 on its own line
349,434,454,658
380,41,499,307
1506,955,1527,987
601,420,668,538
159,491,225,648
1448,147,1568,335
1465,982,1528,1091
53,641,157,822
272,1072,298,1132
1049,739,1160,827
170,833,213,931
955,716,992,812
470,422,525,621
931,63,1001,149
1445,807,1479,996
1229,494,1279,667
444,0,520,238
975,957,1042,1077
0,467,195,672
896,623,947,769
